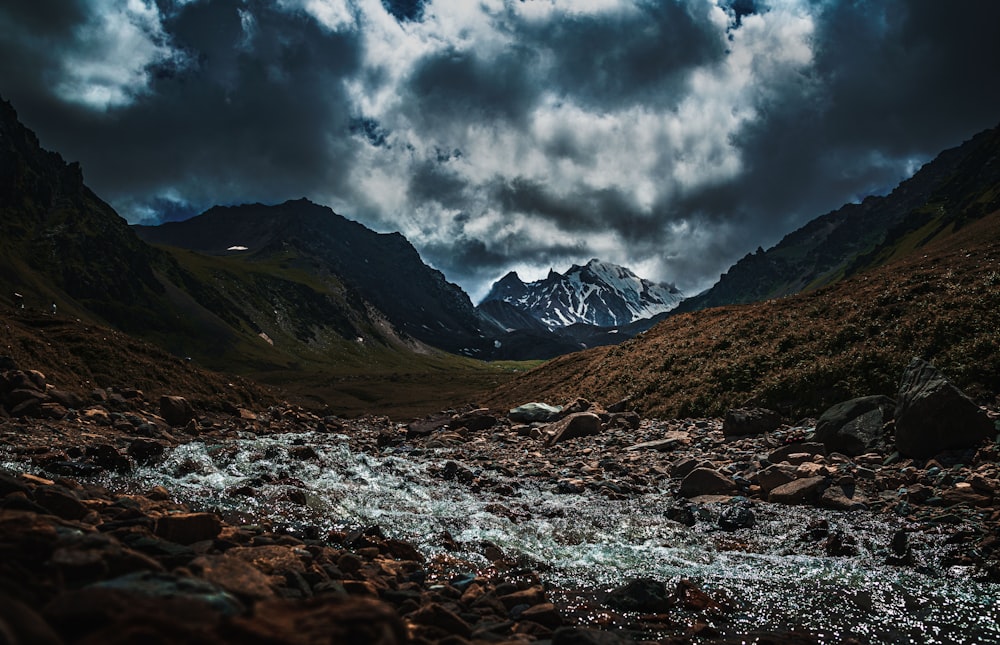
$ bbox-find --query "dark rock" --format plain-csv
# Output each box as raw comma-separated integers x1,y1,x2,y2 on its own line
819,484,868,511
679,468,737,497
665,504,697,527
723,408,783,436
815,395,894,456
48,389,84,409
237,597,407,644
127,439,165,464
545,413,603,446
87,444,131,472
0,593,62,645
407,602,472,638
159,395,194,427
454,408,498,432
34,487,89,520
718,502,755,531
441,460,475,483
767,442,826,464
895,358,995,458
519,602,563,629
606,397,632,414
604,577,672,613
552,627,632,645
155,512,222,545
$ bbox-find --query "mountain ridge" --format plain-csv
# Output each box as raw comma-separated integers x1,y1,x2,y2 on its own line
480,258,684,329
674,121,1000,313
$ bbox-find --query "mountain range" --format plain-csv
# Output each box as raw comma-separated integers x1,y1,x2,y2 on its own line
2,92,999,417
478,260,683,330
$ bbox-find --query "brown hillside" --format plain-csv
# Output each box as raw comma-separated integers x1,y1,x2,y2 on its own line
488,211,1000,419
0,311,273,411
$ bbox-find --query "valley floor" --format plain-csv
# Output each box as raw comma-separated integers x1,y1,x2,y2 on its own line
2,376,998,644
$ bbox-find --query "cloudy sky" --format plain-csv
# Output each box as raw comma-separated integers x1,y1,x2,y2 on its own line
2,0,999,301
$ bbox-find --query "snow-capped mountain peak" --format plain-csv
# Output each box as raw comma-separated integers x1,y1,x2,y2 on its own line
480,259,684,329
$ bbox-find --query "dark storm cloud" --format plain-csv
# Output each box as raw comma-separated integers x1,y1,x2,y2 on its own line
493,177,662,244
515,0,725,110
407,46,540,125
3,0,1000,299
1,0,365,216
679,0,1000,239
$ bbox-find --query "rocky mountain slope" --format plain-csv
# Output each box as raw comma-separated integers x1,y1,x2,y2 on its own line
675,121,1000,313
480,259,683,329
488,208,1000,419
134,200,494,357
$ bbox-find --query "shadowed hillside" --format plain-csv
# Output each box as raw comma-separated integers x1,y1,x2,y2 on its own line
488,210,1000,418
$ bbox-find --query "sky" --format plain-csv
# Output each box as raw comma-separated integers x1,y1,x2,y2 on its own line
2,0,1000,302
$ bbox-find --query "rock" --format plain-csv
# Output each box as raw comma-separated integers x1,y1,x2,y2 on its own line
545,413,603,446
498,585,547,609
894,358,995,458
0,593,62,645
552,627,632,645
819,484,868,511
723,408,783,436
604,578,672,613
155,512,222,545
768,476,826,505
625,431,688,452
48,389,83,409
718,502,755,530
756,465,795,494
407,602,472,638
767,442,826,464
87,443,131,472
34,487,89,520
159,396,194,427
454,408,498,432
238,597,407,644
679,468,737,497
606,397,632,414
127,438,166,464
815,395,894,456
509,402,563,423
519,602,563,629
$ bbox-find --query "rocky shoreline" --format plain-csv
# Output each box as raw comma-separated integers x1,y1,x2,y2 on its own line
2,358,999,644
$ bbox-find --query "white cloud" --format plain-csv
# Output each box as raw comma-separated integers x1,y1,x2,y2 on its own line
55,0,186,110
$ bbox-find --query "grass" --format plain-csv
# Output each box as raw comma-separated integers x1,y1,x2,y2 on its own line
488,210,1000,419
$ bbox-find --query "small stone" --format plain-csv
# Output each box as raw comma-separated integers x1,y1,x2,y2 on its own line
509,402,563,423
155,512,223,545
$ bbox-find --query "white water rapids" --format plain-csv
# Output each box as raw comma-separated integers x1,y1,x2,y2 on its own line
10,431,1000,643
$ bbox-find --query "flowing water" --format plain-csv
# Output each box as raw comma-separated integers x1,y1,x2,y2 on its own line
9,431,1000,643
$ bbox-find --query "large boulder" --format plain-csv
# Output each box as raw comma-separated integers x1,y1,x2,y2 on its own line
722,408,782,436
509,402,562,423
544,412,603,446
159,395,194,427
679,467,737,497
894,358,994,458
815,395,894,456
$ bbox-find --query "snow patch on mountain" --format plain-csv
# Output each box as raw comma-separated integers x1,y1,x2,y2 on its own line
480,259,685,329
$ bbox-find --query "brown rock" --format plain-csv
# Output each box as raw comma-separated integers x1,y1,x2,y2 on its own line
545,413,604,446
155,512,222,544
499,585,547,609
407,602,472,638
679,468,737,497
756,465,795,494
819,484,868,511
190,552,279,601
236,597,407,645
159,395,194,427
768,442,826,464
768,476,826,505
519,602,564,629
